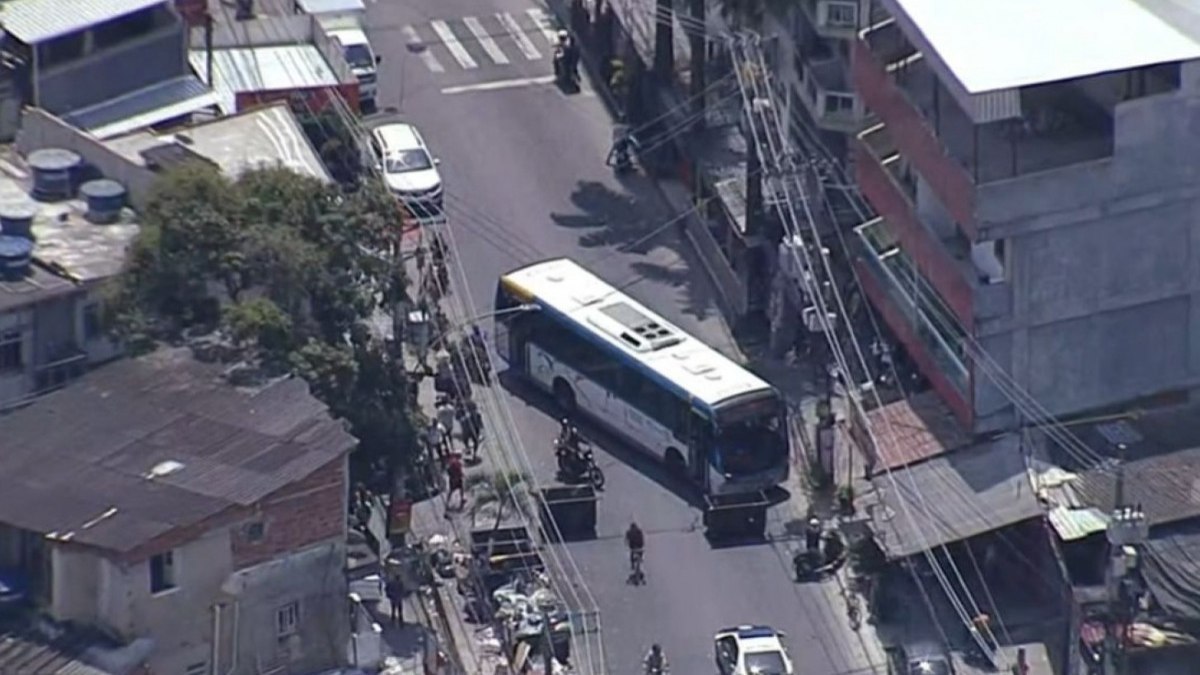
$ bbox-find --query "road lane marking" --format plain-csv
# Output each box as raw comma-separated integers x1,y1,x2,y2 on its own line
402,25,445,72
498,12,541,60
526,8,557,45
463,16,511,65
441,74,556,94
430,19,478,69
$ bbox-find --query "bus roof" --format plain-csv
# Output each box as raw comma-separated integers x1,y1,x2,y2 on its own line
502,258,774,408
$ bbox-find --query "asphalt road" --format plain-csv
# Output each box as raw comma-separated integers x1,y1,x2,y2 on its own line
364,0,879,672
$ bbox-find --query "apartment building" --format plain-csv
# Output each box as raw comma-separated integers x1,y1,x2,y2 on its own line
0,348,357,675
0,0,219,140
849,0,1200,433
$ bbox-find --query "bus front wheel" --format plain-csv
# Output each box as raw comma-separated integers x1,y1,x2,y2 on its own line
553,379,577,415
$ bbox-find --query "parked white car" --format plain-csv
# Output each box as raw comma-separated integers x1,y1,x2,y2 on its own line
714,625,794,675
368,122,444,222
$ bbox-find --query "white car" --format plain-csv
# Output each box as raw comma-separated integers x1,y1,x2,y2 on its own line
368,122,444,221
714,625,794,675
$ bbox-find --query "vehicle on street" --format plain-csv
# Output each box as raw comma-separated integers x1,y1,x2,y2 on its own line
494,259,790,496
294,0,381,109
887,639,955,675
368,122,444,222
714,625,794,675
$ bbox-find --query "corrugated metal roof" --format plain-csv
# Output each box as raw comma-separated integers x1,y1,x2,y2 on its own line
189,46,339,114
870,435,1046,558
1,0,166,44
61,75,219,139
0,347,356,555
1074,447,1200,528
1047,506,1109,542
867,391,971,473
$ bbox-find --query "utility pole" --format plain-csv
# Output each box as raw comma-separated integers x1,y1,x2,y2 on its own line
654,0,675,81
1104,443,1147,675
688,0,706,133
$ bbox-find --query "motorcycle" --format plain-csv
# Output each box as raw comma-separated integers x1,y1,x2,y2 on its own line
552,46,579,88
554,436,605,489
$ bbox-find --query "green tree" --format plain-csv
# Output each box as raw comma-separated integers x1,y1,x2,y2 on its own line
109,162,418,467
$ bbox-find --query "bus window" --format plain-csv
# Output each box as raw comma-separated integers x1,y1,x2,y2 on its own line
712,394,787,476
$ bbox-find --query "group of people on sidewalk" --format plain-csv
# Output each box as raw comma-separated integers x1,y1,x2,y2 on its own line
421,347,487,511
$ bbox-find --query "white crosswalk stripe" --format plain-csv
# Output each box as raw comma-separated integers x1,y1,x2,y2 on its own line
526,8,558,46
463,16,510,65
498,12,541,60
402,25,445,72
430,19,478,69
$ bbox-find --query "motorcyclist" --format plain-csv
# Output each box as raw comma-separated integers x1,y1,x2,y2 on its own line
558,417,582,449
625,521,645,570
608,116,638,169
554,30,579,83
643,643,668,673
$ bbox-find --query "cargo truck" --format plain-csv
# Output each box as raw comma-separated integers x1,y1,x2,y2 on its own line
294,0,380,110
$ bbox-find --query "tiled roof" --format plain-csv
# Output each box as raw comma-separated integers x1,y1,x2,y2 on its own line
0,347,356,554
866,391,971,473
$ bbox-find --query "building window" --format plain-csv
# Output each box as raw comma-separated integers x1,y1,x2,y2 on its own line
826,93,855,114
149,550,177,594
824,1,858,28
277,601,300,637
0,330,22,373
244,521,265,542
83,304,102,341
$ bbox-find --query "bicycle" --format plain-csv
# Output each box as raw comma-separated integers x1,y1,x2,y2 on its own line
628,547,645,585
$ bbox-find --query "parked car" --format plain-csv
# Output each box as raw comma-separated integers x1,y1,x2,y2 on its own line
887,639,954,675
368,122,444,223
714,625,794,675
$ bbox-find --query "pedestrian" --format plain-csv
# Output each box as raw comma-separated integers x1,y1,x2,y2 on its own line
425,420,448,461
436,395,457,450
446,452,465,509
386,573,405,625
467,400,484,461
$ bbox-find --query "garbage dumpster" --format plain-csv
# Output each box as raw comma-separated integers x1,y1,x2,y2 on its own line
703,491,770,541
538,485,598,541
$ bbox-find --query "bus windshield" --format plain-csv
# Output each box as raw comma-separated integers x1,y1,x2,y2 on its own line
712,394,787,476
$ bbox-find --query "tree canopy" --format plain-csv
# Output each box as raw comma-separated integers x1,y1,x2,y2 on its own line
109,162,419,465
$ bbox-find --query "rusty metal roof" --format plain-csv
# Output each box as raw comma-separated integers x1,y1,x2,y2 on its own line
867,391,972,473
0,348,356,555
1074,447,1200,528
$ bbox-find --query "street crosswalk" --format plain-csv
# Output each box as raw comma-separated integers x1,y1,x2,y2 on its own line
402,9,561,73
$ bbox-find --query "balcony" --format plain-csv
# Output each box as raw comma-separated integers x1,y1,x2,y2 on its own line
855,217,972,425
34,347,87,394
855,120,973,328
853,20,1129,233
798,0,863,40
794,51,862,133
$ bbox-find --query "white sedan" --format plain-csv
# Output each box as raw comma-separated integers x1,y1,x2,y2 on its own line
714,625,794,675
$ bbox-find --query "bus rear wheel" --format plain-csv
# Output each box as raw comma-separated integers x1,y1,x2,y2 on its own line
664,448,686,477
553,378,577,415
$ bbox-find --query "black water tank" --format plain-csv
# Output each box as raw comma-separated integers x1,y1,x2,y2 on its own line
80,179,126,224
0,200,37,240
28,148,81,202
0,235,34,281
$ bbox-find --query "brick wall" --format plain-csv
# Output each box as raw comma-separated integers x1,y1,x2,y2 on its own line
851,37,978,238
231,456,348,570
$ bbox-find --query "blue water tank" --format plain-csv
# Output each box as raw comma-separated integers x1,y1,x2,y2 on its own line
81,179,126,224
0,235,34,281
28,148,81,202
0,200,37,240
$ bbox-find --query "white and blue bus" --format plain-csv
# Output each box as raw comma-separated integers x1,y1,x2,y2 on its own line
493,258,789,495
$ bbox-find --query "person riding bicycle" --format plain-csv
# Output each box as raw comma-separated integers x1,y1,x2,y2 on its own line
643,643,668,673
625,521,645,570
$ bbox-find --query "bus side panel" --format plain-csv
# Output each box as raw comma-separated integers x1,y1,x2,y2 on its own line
527,343,611,421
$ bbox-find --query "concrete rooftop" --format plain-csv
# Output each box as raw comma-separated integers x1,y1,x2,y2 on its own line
103,104,331,182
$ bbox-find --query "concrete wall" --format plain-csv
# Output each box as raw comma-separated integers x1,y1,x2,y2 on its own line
37,25,187,115
15,109,158,209
973,79,1200,425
